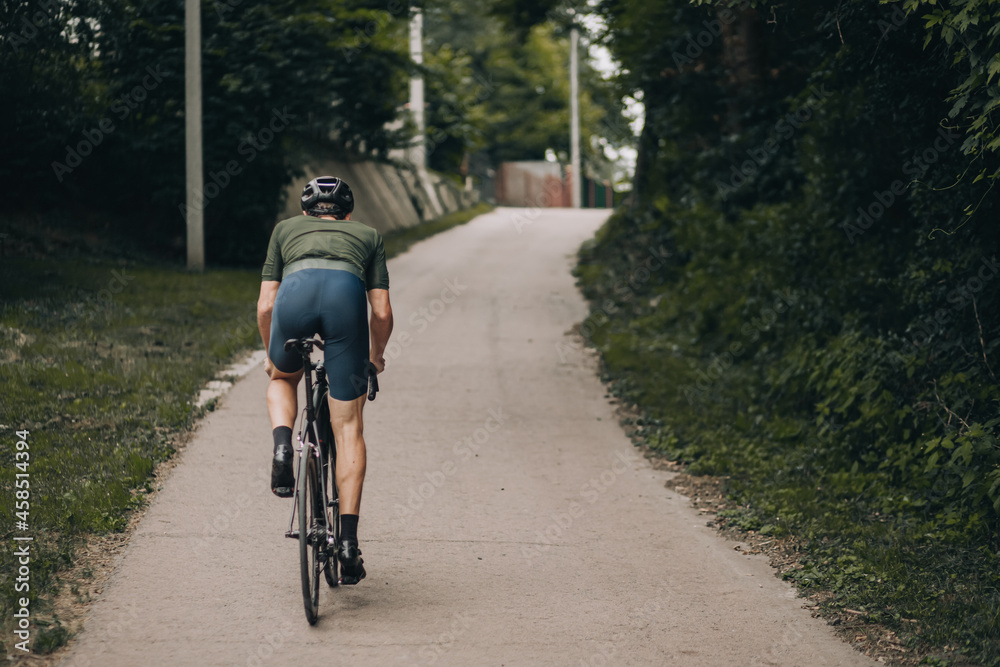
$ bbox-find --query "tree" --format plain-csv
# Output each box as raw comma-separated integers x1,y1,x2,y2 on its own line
2,0,410,263
422,0,626,176
577,0,1000,657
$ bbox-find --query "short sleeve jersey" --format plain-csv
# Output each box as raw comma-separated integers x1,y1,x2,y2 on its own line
261,215,389,290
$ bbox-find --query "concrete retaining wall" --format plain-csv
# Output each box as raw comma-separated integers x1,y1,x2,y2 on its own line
279,159,478,235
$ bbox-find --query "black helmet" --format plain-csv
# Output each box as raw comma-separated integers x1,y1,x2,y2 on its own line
301,176,354,217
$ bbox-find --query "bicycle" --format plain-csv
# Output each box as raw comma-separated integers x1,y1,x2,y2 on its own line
282,336,378,625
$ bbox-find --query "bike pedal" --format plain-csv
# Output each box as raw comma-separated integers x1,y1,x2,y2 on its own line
328,499,339,507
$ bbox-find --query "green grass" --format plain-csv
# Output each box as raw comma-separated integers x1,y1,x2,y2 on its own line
575,213,1000,666
0,203,492,655
0,259,262,654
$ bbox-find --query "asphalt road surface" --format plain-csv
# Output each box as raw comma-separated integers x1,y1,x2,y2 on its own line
60,207,874,666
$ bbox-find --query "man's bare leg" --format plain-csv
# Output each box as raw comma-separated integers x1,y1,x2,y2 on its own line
330,393,367,514
330,392,367,583
267,367,303,429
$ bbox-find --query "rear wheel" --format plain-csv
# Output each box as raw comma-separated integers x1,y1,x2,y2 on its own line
297,444,322,624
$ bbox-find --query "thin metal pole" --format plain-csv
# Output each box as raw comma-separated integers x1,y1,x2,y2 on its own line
185,0,204,271
409,8,426,170
570,27,582,209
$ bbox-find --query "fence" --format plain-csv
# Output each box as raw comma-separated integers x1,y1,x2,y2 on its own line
495,161,614,209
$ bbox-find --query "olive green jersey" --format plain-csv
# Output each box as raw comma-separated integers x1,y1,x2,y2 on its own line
261,215,389,290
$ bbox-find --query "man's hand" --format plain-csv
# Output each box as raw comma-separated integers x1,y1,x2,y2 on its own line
264,356,275,379
370,355,385,374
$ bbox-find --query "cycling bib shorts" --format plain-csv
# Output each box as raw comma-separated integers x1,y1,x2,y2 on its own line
268,268,369,400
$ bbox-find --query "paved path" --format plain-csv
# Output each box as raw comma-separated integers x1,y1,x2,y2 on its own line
61,208,874,666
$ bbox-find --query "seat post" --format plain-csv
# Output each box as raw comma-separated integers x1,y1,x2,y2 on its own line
302,345,315,427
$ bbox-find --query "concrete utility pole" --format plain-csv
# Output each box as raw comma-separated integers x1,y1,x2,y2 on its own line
570,26,582,209
185,0,204,271
409,8,426,170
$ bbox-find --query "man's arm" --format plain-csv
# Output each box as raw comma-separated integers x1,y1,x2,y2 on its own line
367,288,393,373
258,280,280,376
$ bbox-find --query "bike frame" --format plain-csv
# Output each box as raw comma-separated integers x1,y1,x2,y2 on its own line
281,335,378,622
286,344,332,545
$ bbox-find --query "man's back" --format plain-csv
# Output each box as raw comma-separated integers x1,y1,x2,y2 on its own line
262,215,388,290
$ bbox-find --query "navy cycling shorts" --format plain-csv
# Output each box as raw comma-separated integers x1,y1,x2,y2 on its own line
268,269,369,400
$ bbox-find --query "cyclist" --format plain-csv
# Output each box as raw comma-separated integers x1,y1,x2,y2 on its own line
257,175,393,585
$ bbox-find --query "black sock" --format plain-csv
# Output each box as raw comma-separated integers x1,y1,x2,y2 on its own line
341,514,359,542
272,426,292,452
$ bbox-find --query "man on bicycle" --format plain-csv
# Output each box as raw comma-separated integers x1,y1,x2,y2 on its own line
257,175,393,585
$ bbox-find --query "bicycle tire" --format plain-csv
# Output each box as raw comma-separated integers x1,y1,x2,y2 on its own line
297,442,321,625
318,396,340,588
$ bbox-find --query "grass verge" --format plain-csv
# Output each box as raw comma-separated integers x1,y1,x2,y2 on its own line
0,259,261,655
574,212,1000,667
0,202,492,655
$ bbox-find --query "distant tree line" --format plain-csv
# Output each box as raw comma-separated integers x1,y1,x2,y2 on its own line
0,0,628,263
1,0,411,263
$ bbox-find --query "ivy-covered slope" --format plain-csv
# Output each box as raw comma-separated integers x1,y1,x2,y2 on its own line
580,0,1000,662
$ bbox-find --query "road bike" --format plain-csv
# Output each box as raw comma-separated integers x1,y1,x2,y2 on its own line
283,336,377,625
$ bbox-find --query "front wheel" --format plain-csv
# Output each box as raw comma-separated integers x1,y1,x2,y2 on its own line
322,461,340,588
318,394,340,588
297,445,322,625
322,441,339,588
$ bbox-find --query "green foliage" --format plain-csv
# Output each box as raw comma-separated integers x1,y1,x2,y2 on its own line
584,0,1000,661
891,0,1000,165
424,0,626,173
0,0,409,263
31,619,69,654
487,0,562,35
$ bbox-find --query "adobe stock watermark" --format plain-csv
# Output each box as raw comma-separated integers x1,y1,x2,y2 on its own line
556,244,671,365
841,125,961,244
338,0,407,62
51,66,166,183
507,182,566,232
521,450,641,560
749,622,805,666
885,255,999,370
5,0,60,53
409,72,497,166
245,620,295,667
670,1,752,69
178,107,296,220
715,84,832,201
877,4,909,38
678,287,795,405
191,467,272,557
217,311,259,357
393,407,507,520
394,612,474,665
62,268,135,334
380,277,468,368
62,602,141,667
580,599,665,666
